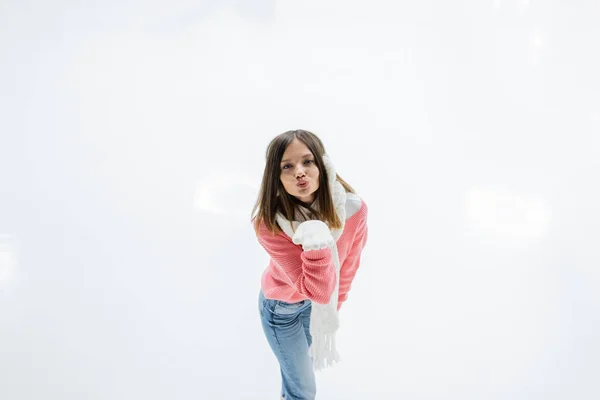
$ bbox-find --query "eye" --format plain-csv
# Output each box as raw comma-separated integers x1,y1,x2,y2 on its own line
282,164,292,170
304,159,315,164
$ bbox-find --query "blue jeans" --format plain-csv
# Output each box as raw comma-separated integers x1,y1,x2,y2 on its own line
259,289,316,400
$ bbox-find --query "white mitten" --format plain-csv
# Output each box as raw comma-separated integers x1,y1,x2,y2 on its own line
292,220,335,251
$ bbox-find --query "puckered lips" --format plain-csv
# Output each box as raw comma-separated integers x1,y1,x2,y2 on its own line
296,179,309,188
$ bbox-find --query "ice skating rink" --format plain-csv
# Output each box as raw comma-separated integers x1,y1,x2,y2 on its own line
1,1,599,399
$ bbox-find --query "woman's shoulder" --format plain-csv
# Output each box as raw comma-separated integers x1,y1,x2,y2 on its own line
345,192,367,220
253,218,284,238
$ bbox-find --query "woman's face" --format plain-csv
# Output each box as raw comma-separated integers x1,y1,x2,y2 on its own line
280,138,320,204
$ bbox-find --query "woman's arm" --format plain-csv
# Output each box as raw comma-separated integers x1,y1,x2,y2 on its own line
257,223,337,304
337,206,369,310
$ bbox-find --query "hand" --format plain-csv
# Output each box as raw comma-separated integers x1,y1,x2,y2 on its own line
292,220,335,251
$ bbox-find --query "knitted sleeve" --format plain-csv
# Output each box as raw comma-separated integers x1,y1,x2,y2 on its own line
337,203,369,310
257,223,337,304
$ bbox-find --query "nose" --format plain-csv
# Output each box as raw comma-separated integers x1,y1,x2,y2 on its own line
295,164,306,177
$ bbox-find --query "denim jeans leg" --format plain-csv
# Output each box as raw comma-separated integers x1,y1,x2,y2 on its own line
299,303,312,348
259,290,315,400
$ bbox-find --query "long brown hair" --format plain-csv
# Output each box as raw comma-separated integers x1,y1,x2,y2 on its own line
251,129,355,234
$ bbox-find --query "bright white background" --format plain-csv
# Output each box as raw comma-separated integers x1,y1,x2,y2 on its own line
1,1,599,399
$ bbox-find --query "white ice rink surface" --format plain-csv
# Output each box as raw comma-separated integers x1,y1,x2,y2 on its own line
1,1,599,399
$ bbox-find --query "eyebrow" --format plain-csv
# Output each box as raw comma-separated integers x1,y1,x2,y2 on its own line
281,153,314,163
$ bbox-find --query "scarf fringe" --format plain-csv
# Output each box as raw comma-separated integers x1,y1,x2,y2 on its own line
309,331,341,371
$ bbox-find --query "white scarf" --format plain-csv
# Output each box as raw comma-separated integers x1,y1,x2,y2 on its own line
275,154,347,371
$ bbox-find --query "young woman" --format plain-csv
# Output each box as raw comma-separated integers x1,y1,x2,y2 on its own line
252,129,369,400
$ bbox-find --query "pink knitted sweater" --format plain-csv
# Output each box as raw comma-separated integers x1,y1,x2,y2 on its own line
257,199,368,310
